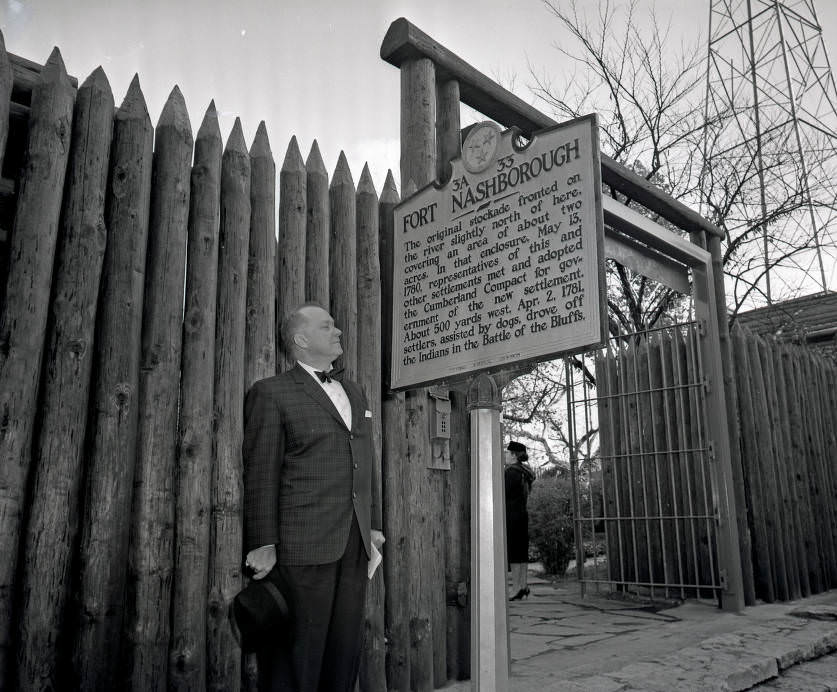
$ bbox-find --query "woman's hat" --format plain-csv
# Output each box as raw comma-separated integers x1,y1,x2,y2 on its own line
507,441,527,453
232,567,293,652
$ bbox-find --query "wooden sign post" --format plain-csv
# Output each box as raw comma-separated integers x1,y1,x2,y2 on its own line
391,115,605,690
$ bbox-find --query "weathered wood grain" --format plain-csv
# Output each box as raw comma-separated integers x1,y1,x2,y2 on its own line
245,121,275,389
123,85,192,691
305,140,329,307
72,74,154,689
277,136,306,372
0,48,75,687
207,118,250,690
169,101,222,691
329,151,357,378
17,65,113,692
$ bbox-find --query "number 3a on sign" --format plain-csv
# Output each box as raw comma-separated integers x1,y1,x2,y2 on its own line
402,201,438,232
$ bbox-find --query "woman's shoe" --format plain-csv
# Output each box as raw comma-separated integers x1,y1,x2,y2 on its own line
509,587,530,601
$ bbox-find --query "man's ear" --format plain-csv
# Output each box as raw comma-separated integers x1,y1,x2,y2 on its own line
293,332,307,350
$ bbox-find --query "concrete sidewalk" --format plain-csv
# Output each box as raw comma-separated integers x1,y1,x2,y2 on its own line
445,574,837,691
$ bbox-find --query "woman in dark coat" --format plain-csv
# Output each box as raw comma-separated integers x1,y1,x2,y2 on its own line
505,440,535,600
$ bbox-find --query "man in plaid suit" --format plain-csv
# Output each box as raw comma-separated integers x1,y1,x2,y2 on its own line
243,303,384,691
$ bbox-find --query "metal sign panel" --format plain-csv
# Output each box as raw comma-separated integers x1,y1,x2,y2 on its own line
391,114,606,390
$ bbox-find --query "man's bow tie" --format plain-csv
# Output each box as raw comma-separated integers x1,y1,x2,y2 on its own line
315,369,342,383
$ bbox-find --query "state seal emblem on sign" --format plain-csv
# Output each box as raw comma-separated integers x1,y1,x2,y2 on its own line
462,121,501,173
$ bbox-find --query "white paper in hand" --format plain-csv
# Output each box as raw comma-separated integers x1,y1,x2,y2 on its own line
368,542,382,579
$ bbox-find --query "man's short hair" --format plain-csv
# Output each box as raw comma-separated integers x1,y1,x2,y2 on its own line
280,302,326,355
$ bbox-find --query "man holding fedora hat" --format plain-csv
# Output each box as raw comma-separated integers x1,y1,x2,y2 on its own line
242,303,384,691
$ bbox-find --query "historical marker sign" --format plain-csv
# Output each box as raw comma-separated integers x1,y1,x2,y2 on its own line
390,114,605,391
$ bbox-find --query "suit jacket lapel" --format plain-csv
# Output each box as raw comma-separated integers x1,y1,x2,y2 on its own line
290,364,348,429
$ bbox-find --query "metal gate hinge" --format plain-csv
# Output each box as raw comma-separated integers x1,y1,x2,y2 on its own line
702,377,711,394
697,320,707,337
719,568,728,589
708,442,716,462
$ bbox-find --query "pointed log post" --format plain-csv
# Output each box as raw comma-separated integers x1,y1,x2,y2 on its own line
0,30,12,174
305,140,329,306
329,151,357,377
379,171,410,690
276,136,306,371
168,102,222,690
123,85,192,691
356,163,385,692
72,75,153,689
17,65,113,692
245,121,276,389
0,48,74,686
208,118,250,690
242,121,276,690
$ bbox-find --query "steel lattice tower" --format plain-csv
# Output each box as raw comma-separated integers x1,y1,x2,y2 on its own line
702,0,837,308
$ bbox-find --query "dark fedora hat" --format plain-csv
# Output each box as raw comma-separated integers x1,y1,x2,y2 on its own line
507,441,526,453
232,566,293,652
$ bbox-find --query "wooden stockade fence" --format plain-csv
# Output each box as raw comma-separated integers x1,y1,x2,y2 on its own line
732,323,837,604
589,322,837,606
593,325,720,600
0,39,471,692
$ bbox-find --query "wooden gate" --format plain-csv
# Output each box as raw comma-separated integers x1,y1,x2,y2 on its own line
562,200,744,609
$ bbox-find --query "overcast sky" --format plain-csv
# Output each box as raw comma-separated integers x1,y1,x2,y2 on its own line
4,0,837,195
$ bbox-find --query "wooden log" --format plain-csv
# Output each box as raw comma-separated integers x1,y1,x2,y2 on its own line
406,388,433,692
648,335,678,596
169,101,222,690
767,341,800,600
658,333,686,598
0,48,74,685
637,338,662,589
355,163,385,692
802,353,837,588
670,329,697,594
71,74,153,688
305,140,329,307
779,345,811,597
822,364,837,576
596,352,622,586
683,327,714,597
400,58,436,190
0,30,12,174
276,136,306,372
242,120,274,692
621,339,647,584
757,338,789,600
207,118,250,690
245,121,276,390
745,334,778,601
400,56,439,691
329,151,357,377
435,76,460,684
17,65,112,692
788,348,822,593
123,85,192,691
379,172,410,690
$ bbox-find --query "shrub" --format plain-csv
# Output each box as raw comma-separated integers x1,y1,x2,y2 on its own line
527,474,576,576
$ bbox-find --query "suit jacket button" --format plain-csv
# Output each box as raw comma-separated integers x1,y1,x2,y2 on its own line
349,434,354,440
352,491,357,498
354,463,358,469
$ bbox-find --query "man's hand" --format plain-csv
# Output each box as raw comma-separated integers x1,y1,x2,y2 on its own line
245,544,277,580
371,530,385,552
